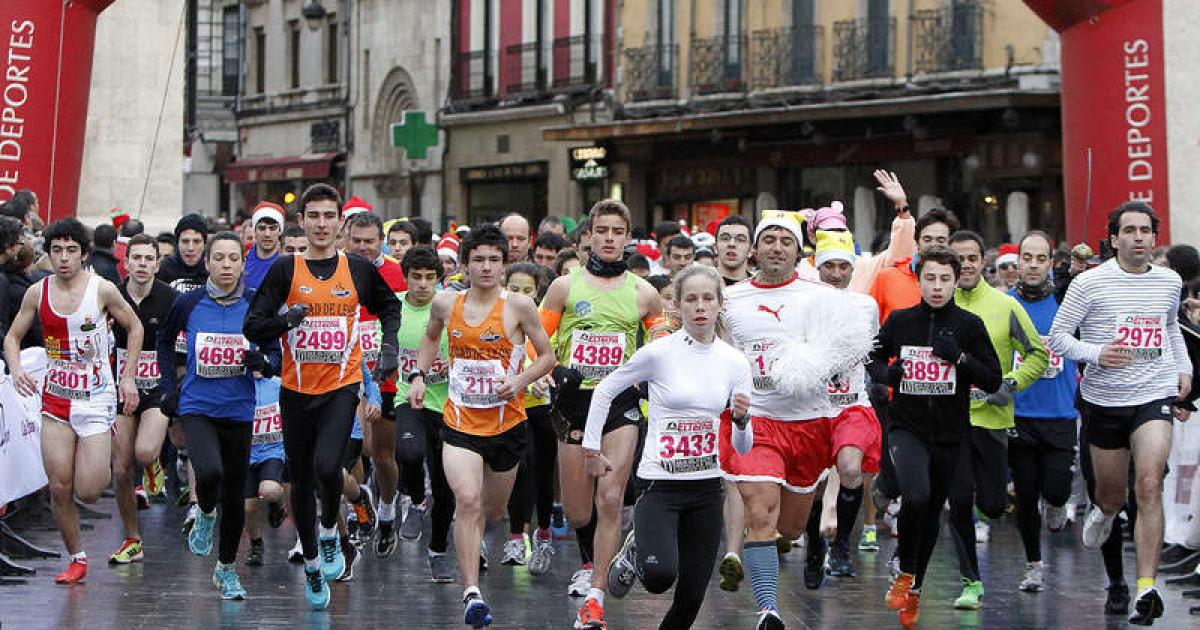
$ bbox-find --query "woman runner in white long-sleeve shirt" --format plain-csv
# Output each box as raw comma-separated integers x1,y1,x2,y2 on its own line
581,265,753,630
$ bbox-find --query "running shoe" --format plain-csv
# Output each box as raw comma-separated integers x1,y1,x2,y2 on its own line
463,591,493,628
399,500,426,541
1018,561,1044,593
1128,587,1164,625
607,530,637,599
352,485,376,540
1043,503,1068,532
135,486,150,510
755,608,784,630
953,578,985,610
803,537,826,589
246,539,264,567
719,552,744,592
181,503,198,534
974,519,990,544
55,559,88,584
886,572,914,608
574,597,606,629
528,532,555,576
144,461,166,497
567,567,593,597
826,540,855,577
858,525,879,552
1082,506,1116,550
898,592,920,629
304,567,330,610
375,519,398,558
188,508,216,556
212,563,247,600
287,537,305,563
338,537,359,582
1106,583,1130,615
501,535,527,566
318,534,345,582
429,551,455,583
108,538,143,565
175,488,192,507
479,537,490,572
268,501,287,529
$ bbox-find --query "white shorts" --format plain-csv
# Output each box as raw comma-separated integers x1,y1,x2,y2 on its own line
45,398,117,439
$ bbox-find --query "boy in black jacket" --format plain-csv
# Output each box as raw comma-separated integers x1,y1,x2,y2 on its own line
867,246,1001,628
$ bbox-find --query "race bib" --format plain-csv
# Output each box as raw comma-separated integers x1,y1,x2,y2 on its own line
568,330,626,380
745,339,776,390
252,402,283,445
399,348,449,386
358,319,380,366
195,332,249,378
899,345,956,396
827,373,859,407
45,362,96,400
657,417,718,474
1115,313,1165,362
116,349,160,390
174,331,187,355
1013,336,1064,379
292,317,350,364
449,358,504,408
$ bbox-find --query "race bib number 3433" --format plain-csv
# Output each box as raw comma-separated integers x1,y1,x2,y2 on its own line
899,345,956,396
657,417,718,475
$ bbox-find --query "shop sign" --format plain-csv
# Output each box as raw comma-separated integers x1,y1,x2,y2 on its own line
570,146,608,181
462,161,548,183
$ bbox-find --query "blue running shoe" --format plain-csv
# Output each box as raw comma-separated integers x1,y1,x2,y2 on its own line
463,592,492,628
304,567,330,610
212,563,247,600
319,534,345,582
188,509,215,556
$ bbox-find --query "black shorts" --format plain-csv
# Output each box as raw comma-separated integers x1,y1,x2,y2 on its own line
553,386,643,445
342,437,364,470
125,388,163,418
1080,397,1174,450
441,423,527,472
1010,416,1077,452
244,458,286,498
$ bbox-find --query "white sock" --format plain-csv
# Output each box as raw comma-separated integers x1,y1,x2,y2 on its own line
587,588,605,606
305,558,320,572
72,551,87,562
462,586,481,602
318,524,338,539
377,497,397,522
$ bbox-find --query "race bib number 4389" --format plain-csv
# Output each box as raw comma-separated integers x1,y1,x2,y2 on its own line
899,345,956,396
568,331,626,380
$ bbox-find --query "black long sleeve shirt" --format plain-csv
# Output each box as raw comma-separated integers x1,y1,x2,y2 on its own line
868,298,1002,444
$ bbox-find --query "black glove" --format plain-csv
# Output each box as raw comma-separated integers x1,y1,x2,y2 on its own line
985,377,1017,406
160,390,179,418
243,349,267,375
284,304,309,329
885,364,905,387
931,334,962,363
371,343,399,384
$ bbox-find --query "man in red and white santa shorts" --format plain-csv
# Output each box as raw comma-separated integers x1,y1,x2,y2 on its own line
719,211,875,630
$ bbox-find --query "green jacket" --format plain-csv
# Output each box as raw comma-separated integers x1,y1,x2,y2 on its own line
955,281,1049,429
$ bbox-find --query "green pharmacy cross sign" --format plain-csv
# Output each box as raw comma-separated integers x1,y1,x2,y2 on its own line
390,111,440,160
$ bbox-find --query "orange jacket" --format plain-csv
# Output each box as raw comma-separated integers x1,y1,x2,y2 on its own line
869,256,921,325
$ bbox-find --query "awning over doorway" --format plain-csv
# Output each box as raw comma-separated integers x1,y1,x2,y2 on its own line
223,152,341,184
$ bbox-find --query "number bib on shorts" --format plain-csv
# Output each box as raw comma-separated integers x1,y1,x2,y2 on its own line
292,317,351,364
45,362,95,400
568,330,626,380
745,339,777,390
1115,313,1165,362
400,348,449,385
196,332,249,378
899,345,956,396
117,349,160,390
449,359,504,408
358,320,380,365
827,373,859,407
657,417,718,475
1013,336,1063,379
252,401,283,445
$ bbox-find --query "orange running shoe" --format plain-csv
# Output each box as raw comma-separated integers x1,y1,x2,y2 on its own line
886,572,914,609
898,592,920,628
575,597,607,629
55,559,88,584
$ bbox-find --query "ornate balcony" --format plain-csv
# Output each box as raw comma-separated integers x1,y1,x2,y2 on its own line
552,35,596,89
623,43,678,102
453,49,492,100
749,25,824,90
910,2,984,74
832,17,896,82
504,42,544,95
688,35,746,95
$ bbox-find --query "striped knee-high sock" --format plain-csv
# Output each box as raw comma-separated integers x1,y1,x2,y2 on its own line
743,540,779,612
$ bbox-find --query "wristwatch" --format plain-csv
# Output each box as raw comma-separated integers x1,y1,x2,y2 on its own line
405,369,426,384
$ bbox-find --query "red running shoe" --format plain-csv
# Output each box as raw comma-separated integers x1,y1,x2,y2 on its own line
55,559,88,584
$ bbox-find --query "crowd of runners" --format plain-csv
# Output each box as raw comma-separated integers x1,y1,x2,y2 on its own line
2,170,1199,628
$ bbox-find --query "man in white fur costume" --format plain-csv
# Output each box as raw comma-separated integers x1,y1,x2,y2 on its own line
719,210,876,630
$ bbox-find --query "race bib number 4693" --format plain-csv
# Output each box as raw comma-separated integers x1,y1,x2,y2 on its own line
196,333,249,378
657,417,718,475
1115,313,1165,362
568,331,626,380
899,345,956,396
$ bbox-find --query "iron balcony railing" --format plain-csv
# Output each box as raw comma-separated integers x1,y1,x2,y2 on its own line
623,43,678,101
910,2,984,74
504,42,544,95
749,25,824,90
688,35,746,94
552,35,596,89
832,17,896,82
454,49,492,100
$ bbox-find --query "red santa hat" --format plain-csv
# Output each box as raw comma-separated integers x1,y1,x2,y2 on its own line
342,195,373,218
997,243,1019,267
636,241,659,261
437,234,460,262
110,208,130,230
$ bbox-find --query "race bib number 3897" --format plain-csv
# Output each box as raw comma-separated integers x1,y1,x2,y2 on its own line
899,345,956,396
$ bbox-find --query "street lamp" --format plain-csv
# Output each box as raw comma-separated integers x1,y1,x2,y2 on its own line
302,0,327,31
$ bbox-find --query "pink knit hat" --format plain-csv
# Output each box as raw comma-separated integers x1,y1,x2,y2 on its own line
805,201,848,241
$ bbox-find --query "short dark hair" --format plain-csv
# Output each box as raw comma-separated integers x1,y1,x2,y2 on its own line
1107,201,1159,237
282,224,306,240
695,247,716,261
1167,245,1200,283
572,218,591,243
0,216,21,252
666,235,694,255
948,230,984,255
915,245,961,278
506,261,551,299
538,215,564,233
588,199,631,230
204,230,244,259
408,217,434,245
44,218,91,255
534,232,569,253
156,231,176,246
915,208,960,240
127,233,159,257
93,224,117,249
388,220,419,244
11,189,36,207
120,218,145,238
347,212,385,238
460,224,509,264
655,221,681,243
554,248,579,275
626,253,650,272
717,215,752,234
1018,230,1054,253
647,274,672,292
299,183,342,211
0,198,28,221
401,245,443,278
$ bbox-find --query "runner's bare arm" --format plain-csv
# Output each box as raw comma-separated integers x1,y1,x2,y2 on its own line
101,280,144,385
4,283,41,396
635,277,665,326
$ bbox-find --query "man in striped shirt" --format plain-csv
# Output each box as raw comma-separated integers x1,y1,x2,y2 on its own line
1048,202,1192,626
